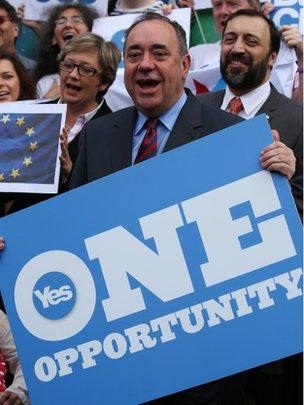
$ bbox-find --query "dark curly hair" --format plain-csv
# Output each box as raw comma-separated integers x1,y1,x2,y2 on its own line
0,52,36,100
34,4,99,82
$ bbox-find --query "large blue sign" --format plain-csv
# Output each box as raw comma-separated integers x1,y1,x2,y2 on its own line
0,115,302,404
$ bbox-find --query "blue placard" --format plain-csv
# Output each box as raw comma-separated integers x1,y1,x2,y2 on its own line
270,0,303,33
0,115,302,404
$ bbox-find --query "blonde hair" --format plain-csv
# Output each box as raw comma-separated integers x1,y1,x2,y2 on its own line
58,33,121,94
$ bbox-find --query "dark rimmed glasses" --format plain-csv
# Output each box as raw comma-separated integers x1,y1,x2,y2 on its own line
59,61,101,77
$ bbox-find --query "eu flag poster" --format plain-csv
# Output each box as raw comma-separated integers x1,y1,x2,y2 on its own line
0,104,66,193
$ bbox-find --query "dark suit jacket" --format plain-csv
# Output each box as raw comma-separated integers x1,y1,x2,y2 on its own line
197,86,303,217
6,99,112,214
71,91,241,188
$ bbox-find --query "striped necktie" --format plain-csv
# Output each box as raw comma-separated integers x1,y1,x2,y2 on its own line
134,117,159,164
229,97,244,115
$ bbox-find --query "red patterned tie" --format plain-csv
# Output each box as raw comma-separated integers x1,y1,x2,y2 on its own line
229,97,243,115
0,351,6,392
134,117,158,164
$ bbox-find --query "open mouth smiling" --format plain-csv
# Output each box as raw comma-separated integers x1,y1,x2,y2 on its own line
63,32,76,44
136,79,161,90
66,83,82,92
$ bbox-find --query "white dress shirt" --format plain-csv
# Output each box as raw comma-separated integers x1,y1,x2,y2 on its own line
221,81,271,119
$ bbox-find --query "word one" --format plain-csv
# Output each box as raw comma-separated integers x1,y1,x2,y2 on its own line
15,171,296,342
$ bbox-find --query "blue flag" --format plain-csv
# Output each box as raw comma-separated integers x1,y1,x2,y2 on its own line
0,113,62,185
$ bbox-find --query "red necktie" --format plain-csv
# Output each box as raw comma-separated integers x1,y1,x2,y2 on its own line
229,97,243,115
134,117,158,164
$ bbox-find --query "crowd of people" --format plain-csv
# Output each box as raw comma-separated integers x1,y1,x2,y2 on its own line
0,0,302,404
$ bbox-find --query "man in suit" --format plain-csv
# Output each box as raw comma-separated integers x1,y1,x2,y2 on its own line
197,9,302,217
198,10,303,405
70,11,295,404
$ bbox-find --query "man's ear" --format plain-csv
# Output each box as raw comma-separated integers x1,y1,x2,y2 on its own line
268,51,277,69
182,53,191,80
51,35,57,46
13,23,19,40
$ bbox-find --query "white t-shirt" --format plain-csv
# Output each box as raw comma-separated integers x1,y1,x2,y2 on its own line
189,40,297,98
36,73,60,99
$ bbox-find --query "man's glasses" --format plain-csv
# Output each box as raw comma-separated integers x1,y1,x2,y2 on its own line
0,16,12,24
59,61,101,77
54,16,84,26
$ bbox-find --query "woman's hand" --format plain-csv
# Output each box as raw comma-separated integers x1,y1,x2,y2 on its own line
59,128,73,178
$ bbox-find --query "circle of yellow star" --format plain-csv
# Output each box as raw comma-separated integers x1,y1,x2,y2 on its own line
1,114,10,124
23,157,32,167
16,117,25,127
10,169,20,178
29,142,38,151
25,127,35,137
0,173,4,181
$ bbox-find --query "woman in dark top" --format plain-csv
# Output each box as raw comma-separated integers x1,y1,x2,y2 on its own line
7,33,120,213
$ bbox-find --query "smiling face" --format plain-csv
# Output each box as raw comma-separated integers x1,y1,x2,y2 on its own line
0,7,19,52
124,19,190,117
220,15,277,95
59,49,107,112
0,58,20,102
212,0,256,34
52,8,89,50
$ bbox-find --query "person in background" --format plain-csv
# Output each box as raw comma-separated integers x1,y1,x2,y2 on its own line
197,10,302,404
7,32,120,214
189,0,303,104
0,0,36,74
0,309,29,405
108,0,194,15
198,9,302,217
34,4,99,99
0,51,36,103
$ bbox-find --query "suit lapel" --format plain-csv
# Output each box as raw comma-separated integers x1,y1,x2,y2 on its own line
256,86,279,124
108,107,137,172
164,92,210,152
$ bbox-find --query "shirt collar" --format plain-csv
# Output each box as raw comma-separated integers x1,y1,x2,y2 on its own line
58,98,104,123
135,91,187,135
222,82,271,116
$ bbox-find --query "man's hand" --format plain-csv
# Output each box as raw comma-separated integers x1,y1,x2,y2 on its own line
0,391,22,405
280,25,303,58
17,3,42,36
0,237,4,252
176,0,195,7
260,2,275,16
260,130,296,180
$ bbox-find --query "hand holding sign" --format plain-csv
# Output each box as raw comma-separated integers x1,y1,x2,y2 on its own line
0,391,22,405
260,129,296,180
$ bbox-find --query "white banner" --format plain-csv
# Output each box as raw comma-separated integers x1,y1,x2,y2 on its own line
194,0,212,9
93,7,191,49
9,0,108,21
